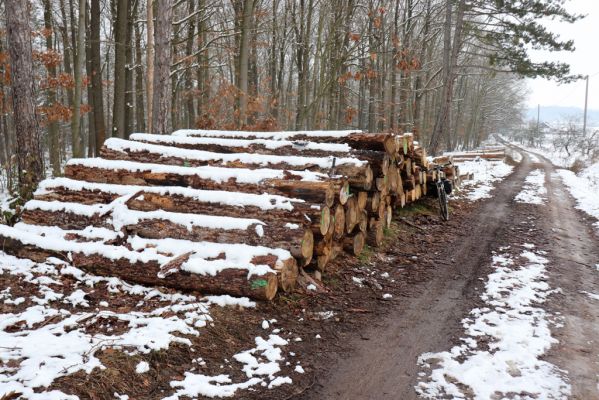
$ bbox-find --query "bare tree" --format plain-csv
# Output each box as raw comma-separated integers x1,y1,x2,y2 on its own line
152,0,173,133
5,0,44,200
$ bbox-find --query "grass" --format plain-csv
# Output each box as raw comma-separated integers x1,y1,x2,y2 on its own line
396,201,436,218
358,244,373,264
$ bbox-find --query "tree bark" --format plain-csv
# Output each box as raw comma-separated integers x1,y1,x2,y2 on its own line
151,0,173,134
112,0,129,138
236,0,255,128
146,0,155,133
90,0,107,154
5,0,44,200
42,0,61,176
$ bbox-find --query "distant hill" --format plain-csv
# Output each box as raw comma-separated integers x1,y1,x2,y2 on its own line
526,106,599,124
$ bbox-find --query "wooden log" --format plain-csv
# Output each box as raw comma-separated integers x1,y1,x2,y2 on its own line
347,133,397,155
357,191,368,211
344,196,359,234
403,175,416,191
367,218,384,247
37,185,331,237
353,150,390,176
101,138,368,175
22,201,315,267
314,238,333,272
385,205,393,228
331,204,345,240
367,192,381,213
413,146,429,168
343,232,366,256
0,226,280,300
130,133,355,158
357,209,368,233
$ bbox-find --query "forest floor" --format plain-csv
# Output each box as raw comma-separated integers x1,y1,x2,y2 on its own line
2,145,599,399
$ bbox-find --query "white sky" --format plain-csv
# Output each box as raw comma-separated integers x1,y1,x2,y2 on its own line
526,0,599,110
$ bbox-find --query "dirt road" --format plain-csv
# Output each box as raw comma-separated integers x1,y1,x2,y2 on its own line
301,147,599,399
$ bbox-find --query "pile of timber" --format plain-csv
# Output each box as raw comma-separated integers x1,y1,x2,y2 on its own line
443,147,506,162
0,129,455,301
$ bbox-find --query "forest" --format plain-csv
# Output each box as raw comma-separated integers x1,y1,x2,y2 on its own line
1,0,581,200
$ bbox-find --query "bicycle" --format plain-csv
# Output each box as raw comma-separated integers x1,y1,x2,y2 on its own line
431,164,452,221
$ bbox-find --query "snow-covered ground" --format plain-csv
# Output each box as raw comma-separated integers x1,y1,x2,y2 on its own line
454,159,514,201
416,243,569,398
515,170,547,204
556,162,599,230
0,253,301,399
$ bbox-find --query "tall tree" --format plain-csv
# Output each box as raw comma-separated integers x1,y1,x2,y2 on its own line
236,0,256,128
42,0,61,175
71,0,86,157
112,0,129,138
5,0,44,200
90,0,106,153
151,0,173,134
146,0,155,133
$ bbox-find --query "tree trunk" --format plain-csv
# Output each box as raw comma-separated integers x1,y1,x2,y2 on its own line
112,0,129,138
134,19,146,132
85,2,95,157
70,0,86,157
237,0,255,128
428,0,466,155
152,0,173,134
5,0,44,200
90,0,106,153
42,0,61,176
124,0,136,139
146,0,155,133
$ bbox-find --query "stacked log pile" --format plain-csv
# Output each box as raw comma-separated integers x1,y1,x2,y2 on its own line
1,129,455,301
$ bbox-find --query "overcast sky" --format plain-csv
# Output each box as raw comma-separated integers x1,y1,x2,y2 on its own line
526,0,599,110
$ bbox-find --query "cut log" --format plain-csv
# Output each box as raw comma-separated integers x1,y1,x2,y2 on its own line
367,218,384,247
344,196,359,234
0,225,280,300
21,200,315,267
357,191,368,212
65,159,338,207
332,204,346,240
367,192,381,213
101,138,367,174
130,133,354,158
343,232,365,256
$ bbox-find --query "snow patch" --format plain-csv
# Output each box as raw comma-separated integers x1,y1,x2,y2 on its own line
515,169,547,204
417,248,570,398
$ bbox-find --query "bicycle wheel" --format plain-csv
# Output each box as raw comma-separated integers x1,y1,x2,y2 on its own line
437,183,449,221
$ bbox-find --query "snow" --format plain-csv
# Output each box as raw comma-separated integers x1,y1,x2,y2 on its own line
110,202,266,232
0,223,291,280
37,177,304,211
67,158,330,184
306,284,317,291
581,291,599,301
172,128,361,140
165,332,292,399
135,361,150,374
0,252,297,399
294,365,305,374
417,247,569,399
456,159,514,201
105,137,364,169
515,169,547,204
557,162,599,230
130,132,352,153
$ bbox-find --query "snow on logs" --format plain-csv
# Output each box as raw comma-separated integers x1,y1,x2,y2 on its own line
5,129,450,300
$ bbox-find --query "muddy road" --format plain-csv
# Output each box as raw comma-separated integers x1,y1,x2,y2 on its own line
299,147,599,399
